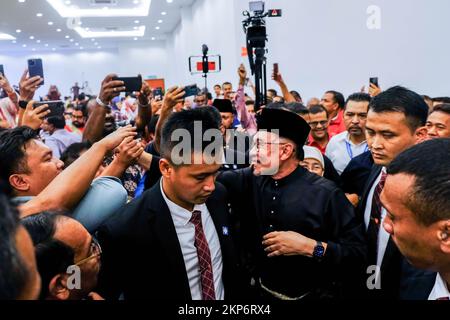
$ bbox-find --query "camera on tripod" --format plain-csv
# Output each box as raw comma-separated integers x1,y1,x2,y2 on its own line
242,1,281,111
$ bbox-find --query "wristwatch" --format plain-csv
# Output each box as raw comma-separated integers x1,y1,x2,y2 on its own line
313,241,325,261
18,100,29,109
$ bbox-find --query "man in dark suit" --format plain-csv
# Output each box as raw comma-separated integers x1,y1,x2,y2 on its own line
381,139,450,300
358,86,435,299
97,108,246,300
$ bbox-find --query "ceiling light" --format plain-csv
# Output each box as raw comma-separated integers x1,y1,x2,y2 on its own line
133,37,138,40
74,26,146,38
16,29,21,33
56,28,62,32
22,44,27,47
52,48,56,51
151,37,155,40
85,28,90,31
75,43,79,46
0,33,16,40
80,47,83,50
94,42,98,45
133,26,138,30
45,44,49,47
46,0,151,17
32,48,36,51
97,46,102,49
48,21,54,25
78,21,82,25
158,20,163,23
29,36,35,39
155,26,160,30
65,0,71,4
65,35,69,38
18,0,26,3
36,13,43,17
134,20,139,24
91,38,95,42
133,0,139,4
161,11,167,15
36,40,41,43
12,40,17,43
69,39,74,42
167,0,173,3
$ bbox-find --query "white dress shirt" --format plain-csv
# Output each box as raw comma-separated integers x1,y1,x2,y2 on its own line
160,180,224,300
428,273,450,300
364,168,390,270
325,131,368,174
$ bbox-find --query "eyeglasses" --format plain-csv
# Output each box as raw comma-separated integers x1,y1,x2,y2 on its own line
308,120,328,128
74,236,102,266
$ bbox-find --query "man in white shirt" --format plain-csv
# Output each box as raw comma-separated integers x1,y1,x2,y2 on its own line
358,86,430,299
326,93,370,174
380,139,450,300
41,116,81,158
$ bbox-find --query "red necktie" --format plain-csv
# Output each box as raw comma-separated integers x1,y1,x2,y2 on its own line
367,171,387,265
190,210,216,300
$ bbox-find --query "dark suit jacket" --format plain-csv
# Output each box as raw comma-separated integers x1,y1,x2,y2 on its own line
357,166,436,300
340,150,374,196
96,180,247,300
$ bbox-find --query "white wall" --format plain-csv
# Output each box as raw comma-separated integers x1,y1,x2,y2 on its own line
0,40,168,99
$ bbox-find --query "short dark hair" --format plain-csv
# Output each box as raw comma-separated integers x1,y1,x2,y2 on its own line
60,141,92,168
268,89,278,97
21,212,75,300
369,86,428,132
214,84,221,89
245,100,255,106
290,90,302,102
285,102,309,116
73,105,87,118
432,97,450,104
309,104,328,117
160,108,221,165
0,126,38,182
222,82,232,88
345,92,371,107
431,103,450,115
0,194,30,299
325,90,345,109
47,116,66,129
387,138,450,226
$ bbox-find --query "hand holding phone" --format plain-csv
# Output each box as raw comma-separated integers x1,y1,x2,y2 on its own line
182,84,199,99
272,63,282,83
33,100,64,118
112,75,142,92
369,77,379,88
0,64,5,77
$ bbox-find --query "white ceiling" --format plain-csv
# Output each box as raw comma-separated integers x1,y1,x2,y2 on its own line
0,0,195,52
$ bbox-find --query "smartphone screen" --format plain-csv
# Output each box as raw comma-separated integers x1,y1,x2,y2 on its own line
369,77,379,88
28,59,44,85
273,63,279,75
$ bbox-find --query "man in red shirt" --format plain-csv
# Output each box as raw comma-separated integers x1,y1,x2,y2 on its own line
320,90,346,136
307,104,331,154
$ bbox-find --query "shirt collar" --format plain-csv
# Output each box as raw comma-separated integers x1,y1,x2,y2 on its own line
429,273,450,300
159,179,206,227
344,131,367,147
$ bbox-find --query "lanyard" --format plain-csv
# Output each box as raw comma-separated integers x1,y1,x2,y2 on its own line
345,140,368,159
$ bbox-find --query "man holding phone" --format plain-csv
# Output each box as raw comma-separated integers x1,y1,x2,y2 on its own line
0,72,19,128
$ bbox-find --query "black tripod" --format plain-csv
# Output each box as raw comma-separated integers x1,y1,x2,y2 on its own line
253,47,267,112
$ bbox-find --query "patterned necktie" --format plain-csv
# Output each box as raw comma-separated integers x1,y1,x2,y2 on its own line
190,210,216,300
367,171,387,265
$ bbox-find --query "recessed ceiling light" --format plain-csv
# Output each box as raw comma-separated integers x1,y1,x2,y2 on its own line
80,47,83,50
78,21,82,25
155,26,160,30
65,0,71,4
133,0,139,4
134,20,140,24
57,28,62,32
167,0,173,3
22,44,27,47
45,44,48,47
85,28,90,31
91,39,95,42
12,40,17,43
36,13,43,17
29,36,35,40
133,26,138,30
75,43,79,46
65,35,70,38
16,29,21,33
18,0,26,3
70,39,74,42
36,40,41,43
158,20,163,23
151,37,155,40
97,46,102,49
161,11,167,15
133,37,138,40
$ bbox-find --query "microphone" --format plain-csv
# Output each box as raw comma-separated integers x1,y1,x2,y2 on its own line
202,44,208,56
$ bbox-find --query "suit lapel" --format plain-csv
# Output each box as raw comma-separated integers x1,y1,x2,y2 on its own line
148,182,192,299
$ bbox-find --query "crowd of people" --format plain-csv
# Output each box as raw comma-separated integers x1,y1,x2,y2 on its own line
0,61,449,301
